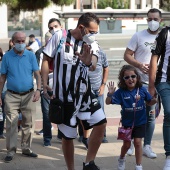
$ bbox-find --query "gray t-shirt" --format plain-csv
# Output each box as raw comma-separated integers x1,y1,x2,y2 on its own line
127,29,157,83
89,49,108,91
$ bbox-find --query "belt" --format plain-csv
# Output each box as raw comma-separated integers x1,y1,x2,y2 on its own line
7,88,34,96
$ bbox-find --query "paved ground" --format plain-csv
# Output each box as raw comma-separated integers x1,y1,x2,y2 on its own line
0,115,166,170
0,35,166,169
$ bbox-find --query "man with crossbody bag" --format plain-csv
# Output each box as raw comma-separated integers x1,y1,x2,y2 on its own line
41,12,107,170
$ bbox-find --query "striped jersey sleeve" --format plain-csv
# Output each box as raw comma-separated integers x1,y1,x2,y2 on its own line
151,27,170,84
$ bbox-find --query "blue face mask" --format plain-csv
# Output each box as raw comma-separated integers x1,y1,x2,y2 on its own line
15,43,26,52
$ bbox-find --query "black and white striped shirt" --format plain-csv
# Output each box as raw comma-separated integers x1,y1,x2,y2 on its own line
43,30,99,102
151,26,170,85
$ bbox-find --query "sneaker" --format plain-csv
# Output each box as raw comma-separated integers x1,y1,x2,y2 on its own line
117,157,125,170
43,143,51,147
135,165,143,170
163,157,170,170
4,155,13,163
83,160,100,170
127,141,134,156
82,138,88,150
143,145,157,158
22,151,38,158
0,134,6,139
102,137,108,143
37,129,43,135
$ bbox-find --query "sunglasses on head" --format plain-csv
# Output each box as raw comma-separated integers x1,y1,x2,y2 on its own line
123,75,137,80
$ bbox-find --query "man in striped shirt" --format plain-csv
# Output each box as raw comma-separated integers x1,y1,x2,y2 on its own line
41,13,107,170
149,26,170,170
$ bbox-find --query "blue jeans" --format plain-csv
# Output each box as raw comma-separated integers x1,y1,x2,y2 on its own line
143,84,156,146
0,92,6,135
93,90,106,137
41,93,52,145
156,82,170,156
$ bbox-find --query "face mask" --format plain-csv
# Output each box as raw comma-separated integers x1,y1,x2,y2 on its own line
15,43,26,52
148,20,160,32
50,28,60,35
83,33,95,45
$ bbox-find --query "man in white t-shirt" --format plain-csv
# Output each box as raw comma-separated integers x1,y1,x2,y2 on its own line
124,8,162,160
26,34,39,53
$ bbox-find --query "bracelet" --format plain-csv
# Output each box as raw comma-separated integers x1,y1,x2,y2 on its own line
107,92,113,97
36,89,41,92
102,82,106,86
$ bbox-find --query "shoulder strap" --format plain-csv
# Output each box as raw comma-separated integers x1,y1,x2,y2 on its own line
64,59,80,103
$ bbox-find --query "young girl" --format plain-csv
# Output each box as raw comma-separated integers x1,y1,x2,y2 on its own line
106,65,157,170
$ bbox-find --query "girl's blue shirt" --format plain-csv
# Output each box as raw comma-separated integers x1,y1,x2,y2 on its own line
111,86,152,127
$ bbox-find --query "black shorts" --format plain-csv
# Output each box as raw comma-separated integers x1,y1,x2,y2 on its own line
58,80,107,139
124,124,146,139
131,124,146,139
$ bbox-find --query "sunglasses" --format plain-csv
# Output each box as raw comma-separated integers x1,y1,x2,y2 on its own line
123,75,137,80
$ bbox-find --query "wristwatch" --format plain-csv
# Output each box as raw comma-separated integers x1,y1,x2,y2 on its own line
36,89,41,92
102,82,106,85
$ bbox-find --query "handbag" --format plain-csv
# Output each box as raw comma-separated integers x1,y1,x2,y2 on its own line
117,88,139,142
117,126,132,142
49,98,64,124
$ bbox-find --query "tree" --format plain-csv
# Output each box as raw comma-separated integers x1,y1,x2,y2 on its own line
160,0,170,11
98,0,129,9
0,0,75,11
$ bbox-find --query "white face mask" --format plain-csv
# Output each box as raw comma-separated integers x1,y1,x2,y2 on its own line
50,28,60,35
83,33,95,45
148,20,160,32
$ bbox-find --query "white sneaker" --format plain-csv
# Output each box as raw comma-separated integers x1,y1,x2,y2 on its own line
135,165,143,170
117,157,125,170
163,157,170,170
143,145,157,158
127,141,134,156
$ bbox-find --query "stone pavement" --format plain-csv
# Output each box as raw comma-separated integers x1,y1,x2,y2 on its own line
0,115,166,170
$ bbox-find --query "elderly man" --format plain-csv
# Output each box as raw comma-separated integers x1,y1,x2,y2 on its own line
0,31,41,163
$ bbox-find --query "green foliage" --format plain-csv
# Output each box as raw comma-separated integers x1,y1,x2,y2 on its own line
51,0,75,6
160,0,170,11
0,0,18,7
0,0,75,11
98,0,129,9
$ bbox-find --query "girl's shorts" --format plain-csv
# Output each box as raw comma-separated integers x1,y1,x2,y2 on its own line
131,124,146,139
